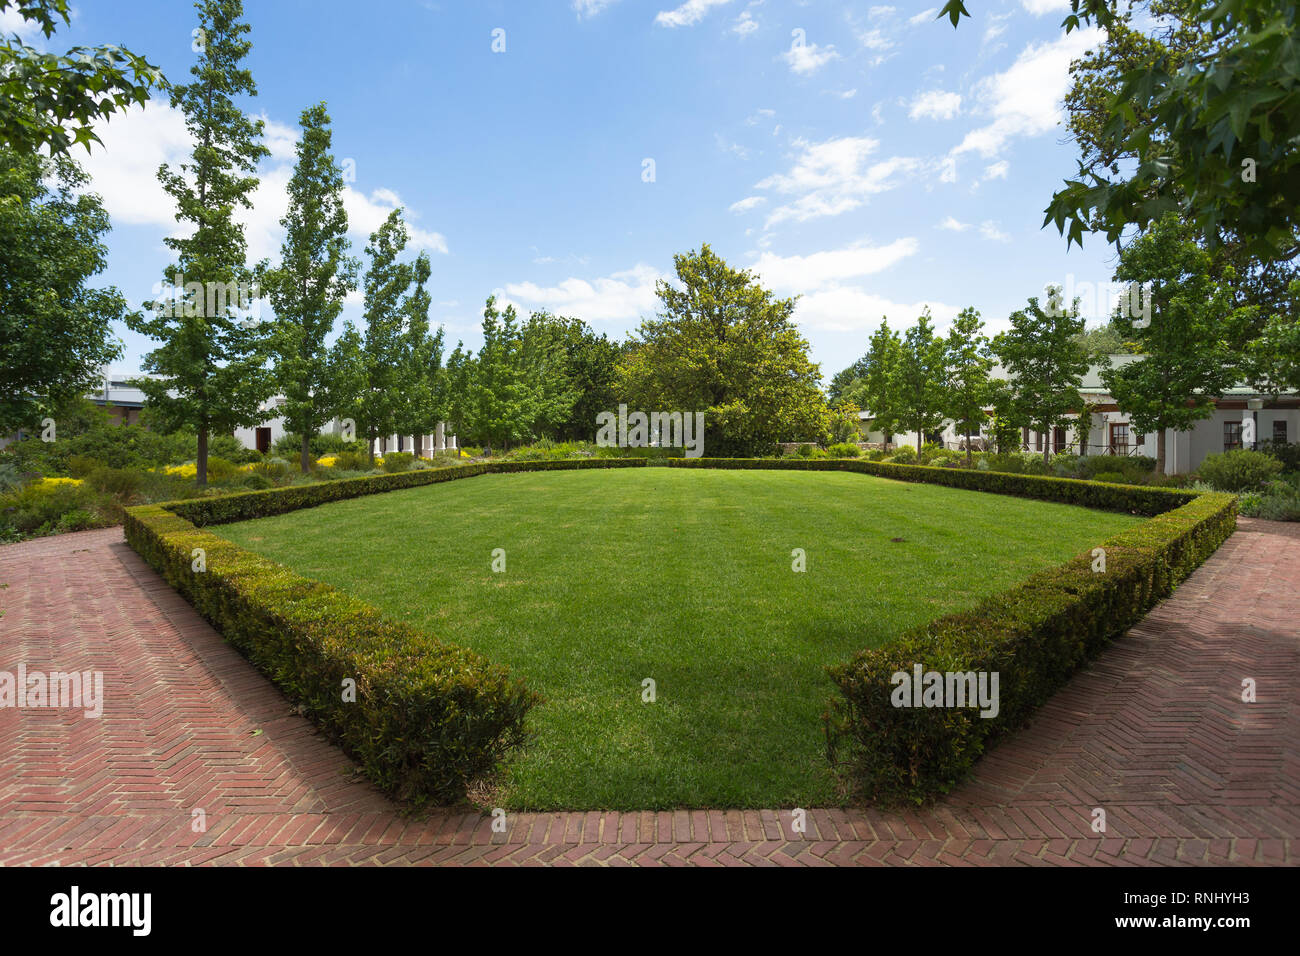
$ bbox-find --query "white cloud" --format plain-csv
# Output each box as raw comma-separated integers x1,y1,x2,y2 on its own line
858,28,893,51
782,40,840,75
869,5,897,17
502,264,662,322
655,0,733,28
833,88,858,99
751,238,919,290
938,156,957,183
979,220,1011,242
1021,0,1069,14
732,10,758,35
0,7,45,42
729,195,766,213
573,0,619,16
952,28,1102,158
908,90,962,121
908,8,938,26
938,216,970,231
983,160,1009,180
793,286,959,332
755,136,921,227
78,101,447,275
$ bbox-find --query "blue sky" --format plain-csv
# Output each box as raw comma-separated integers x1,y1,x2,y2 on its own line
14,0,1123,381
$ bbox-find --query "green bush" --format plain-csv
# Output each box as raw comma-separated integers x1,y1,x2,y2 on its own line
1091,471,1126,484
204,456,239,482
380,451,417,473
123,502,538,805
1196,449,1284,492
330,448,371,471
1239,476,1300,521
918,442,945,464
826,442,862,458
888,445,917,465
822,490,1236,804
1260,440,1300,473
274,431,362,459
0,480,117,537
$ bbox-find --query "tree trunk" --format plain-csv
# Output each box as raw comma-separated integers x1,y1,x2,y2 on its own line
1042,422,1050,465
300,433,311,474
196,426,209,488
965,430,972,467
367,431,376,467
916,429,922,455
1155,429,1166,476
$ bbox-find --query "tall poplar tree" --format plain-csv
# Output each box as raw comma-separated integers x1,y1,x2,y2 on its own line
356,209,413,464
128,0,271,486
944,307,995,465
259,102,357,472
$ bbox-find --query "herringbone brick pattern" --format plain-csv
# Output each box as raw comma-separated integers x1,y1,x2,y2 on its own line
0,520,1295,866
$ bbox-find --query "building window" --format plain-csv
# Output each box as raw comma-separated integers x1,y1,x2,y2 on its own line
1224,421,1243,451
1274,420,1288,445
1053,426,1067,453
1109,422,1129,453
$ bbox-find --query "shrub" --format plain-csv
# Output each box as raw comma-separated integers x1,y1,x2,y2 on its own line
380,451,417,473
826,442,862,458
918,442,945,464
821,490,1236,804
1260,440,1300,473
1091,471,1126,484
331,448,371,471
1196,449,1284,492
241,473,274,490
204,456,240,482
796,443,816,458
889,445,917,465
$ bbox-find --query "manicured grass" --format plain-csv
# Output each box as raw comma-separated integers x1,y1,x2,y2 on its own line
215,468,1142,810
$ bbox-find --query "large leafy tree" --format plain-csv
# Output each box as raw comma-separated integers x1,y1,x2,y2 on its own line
463,296,530,452
0,148,130,432
993,293,1091,464
258,103,357,473
944,307,995,465
618,243,827,457
555,317,621,441
518,311,580,441
1100,214,1248,473
896,310,948,453
941,0,1300,263
0,0,163,155
128,0,272,487
354,209,414,464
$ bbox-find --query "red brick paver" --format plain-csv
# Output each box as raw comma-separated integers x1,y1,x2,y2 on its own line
0,520,1296,866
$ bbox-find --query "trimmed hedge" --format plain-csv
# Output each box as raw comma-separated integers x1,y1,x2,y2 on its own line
169,457,648,526
666,457,1197,516
127,454,1236,808
665,457,1236,804
123,459,646,804
822,490,1236,804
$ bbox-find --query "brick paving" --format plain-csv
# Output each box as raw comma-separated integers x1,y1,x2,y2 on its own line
0,519,1296,866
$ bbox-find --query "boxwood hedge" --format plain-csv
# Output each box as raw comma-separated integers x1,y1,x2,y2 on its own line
127,454,1236,807
664,457,1237,804
124,458,646,804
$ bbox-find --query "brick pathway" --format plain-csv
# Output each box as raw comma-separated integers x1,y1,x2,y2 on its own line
0,520,1295,866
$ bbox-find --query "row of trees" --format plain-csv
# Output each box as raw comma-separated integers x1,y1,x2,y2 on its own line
831,212,1290,473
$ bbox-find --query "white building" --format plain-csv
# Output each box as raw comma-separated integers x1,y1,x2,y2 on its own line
858,354,1300,475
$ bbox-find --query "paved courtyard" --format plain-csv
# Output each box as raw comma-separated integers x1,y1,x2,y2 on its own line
0,519,1296,866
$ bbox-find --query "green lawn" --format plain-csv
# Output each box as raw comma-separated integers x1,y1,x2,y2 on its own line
215,468,1141,810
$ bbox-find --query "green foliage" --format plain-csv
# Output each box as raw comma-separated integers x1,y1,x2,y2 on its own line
257,102,358,473
127,0,273,486
993,292,1090,461
0,147,131,432
823,485,1236,803
1100,214,1248,471
123,496,539,804
1238,477,1300,521
380,451,416,473
0,478,118,537
943,307,995,459
617,243,828,457
854,320,905,441
889,444,917,464
1196,448,1285,492
940,1,1300,263
272,431,359,459
826,442,861,458
0,0,164,155
896,309,948,451
1260,440,1300,473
